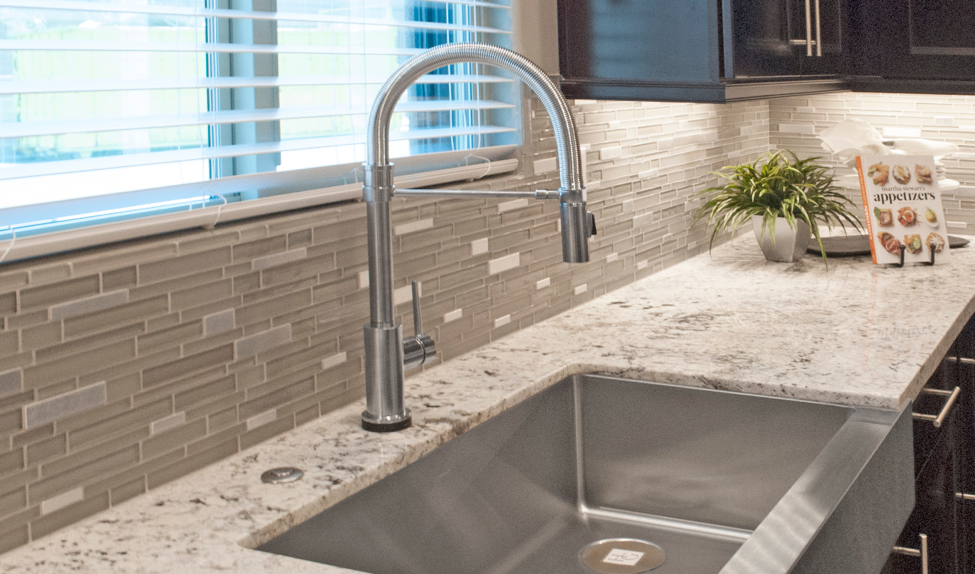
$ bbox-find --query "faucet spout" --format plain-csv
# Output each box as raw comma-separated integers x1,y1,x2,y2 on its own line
360,43,593,432
366,44,584,191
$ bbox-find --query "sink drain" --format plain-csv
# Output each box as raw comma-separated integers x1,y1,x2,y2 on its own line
579,539,665,574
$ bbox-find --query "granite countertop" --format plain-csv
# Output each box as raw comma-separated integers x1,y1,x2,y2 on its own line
4,236,975,573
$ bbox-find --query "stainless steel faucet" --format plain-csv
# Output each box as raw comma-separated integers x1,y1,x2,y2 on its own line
360,43,594,432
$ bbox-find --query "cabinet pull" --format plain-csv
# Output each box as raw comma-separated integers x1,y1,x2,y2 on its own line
813,0,822,56
957,493,975,501
893,533,929,574
912,386,960,427
944,355,975,365
804,0,813,56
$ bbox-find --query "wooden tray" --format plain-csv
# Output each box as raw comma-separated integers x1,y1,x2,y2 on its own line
808,234,970,257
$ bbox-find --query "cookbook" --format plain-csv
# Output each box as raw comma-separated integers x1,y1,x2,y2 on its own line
855,154,949,265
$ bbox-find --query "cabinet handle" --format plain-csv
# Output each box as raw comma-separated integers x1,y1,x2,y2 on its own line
912,386,961,428
957,492,975,501
804,0,813,56
912,386,960,428
893,534,929,574
944,355,975,365
813,0,822,56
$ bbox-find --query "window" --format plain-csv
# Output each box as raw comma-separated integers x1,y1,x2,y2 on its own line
0,0,517,258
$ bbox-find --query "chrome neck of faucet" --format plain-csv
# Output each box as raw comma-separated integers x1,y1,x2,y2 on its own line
366,44,584,191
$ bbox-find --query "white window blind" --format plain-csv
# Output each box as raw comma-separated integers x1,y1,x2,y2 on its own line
0,0,517,257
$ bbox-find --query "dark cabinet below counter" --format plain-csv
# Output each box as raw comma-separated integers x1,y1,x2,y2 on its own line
884,381,963,573
883,316,975,574
557,0,845,103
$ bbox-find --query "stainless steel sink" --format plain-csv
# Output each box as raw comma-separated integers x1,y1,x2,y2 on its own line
256,374,914,574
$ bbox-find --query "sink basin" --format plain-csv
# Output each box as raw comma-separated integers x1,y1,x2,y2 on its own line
256,374,914,574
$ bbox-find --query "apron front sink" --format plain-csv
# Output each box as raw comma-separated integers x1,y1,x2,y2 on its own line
256,374,913,574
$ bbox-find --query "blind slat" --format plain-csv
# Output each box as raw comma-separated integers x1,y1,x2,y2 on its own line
0,0,510,15
0,126,518,180
2,100,516,138
0,0,511,34
0,74,514,95
0,39,428,55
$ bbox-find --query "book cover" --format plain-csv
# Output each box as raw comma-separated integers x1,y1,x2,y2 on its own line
855,155,949,265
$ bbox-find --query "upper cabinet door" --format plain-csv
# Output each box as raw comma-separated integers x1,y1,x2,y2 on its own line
849,0,975,81
730,0,803,77
558,0,719,85
557,0,846,103
730,0,842,78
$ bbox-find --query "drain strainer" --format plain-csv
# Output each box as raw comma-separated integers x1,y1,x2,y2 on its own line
579,539,665,574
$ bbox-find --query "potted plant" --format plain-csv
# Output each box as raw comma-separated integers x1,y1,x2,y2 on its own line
694,150,863,265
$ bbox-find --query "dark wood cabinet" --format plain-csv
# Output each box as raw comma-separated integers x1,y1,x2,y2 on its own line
556,0,845,103
731,0,843,77
556,0,975,102
950,319,975,572
883,319,975,574
847,0,975,93
884,380,963,574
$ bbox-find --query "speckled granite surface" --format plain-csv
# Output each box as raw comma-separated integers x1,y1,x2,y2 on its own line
4,236,974,573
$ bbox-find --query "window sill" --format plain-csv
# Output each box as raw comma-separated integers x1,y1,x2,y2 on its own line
2,157,520,264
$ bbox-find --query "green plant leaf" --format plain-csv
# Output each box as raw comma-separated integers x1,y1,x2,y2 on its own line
692,150,864,269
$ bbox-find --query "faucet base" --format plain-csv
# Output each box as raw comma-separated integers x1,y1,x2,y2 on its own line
361,410,412,433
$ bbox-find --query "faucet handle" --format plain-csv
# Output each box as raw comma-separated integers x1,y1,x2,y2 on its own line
403,281,436,371
410,280,424,336
587,211,597,236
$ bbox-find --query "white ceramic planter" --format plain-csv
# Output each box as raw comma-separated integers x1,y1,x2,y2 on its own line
751,215,811,262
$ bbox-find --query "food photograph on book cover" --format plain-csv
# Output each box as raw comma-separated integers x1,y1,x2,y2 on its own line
856,154,950,265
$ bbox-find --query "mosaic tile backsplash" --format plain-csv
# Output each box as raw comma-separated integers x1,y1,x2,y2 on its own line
767,92,975,231
6,90,975,553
